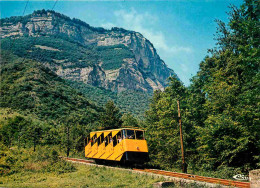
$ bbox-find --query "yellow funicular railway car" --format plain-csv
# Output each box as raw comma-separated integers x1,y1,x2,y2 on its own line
85,128,149,163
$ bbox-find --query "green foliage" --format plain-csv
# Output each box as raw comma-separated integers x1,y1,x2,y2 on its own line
1,35,148,117
0,51,101,124
0,158,167,187
0,146,75,176
122,113,139,128
1,36,98,69
116,90,151,118
145,0,259,173
145,77,197,170
68,80,151,118
0,110,51,151
99,101,122,129
192,0,260,172
1,1,259,179
96,44,134,70
1,36,134,71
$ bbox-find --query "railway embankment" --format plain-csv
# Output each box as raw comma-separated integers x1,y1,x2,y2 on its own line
249,169,260,188
65,157,250,188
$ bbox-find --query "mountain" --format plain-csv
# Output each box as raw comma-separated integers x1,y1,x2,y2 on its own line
0,10,175,93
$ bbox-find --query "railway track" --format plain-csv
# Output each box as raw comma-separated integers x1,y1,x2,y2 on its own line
63,157,250,188
134,169,250,188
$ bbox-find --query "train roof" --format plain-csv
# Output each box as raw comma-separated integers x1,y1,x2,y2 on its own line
90,127,145,133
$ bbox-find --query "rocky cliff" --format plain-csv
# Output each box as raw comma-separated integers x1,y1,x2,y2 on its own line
0,10,175,92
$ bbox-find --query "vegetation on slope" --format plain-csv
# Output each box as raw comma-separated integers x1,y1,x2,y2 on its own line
0,51,101,123
0,146,166,188
68,80,151,118
1,36,150,117
1,37,135,71
1,36,98,69
97,44,134,70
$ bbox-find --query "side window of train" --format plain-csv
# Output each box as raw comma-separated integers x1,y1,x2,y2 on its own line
113,135,117,146
105,132,112,147
126,130,135,139
98,133,104,146
135,131,144,140
97,134,101,145
113,131,122,147
92,134,97,146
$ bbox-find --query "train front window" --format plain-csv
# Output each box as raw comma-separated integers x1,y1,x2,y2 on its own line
126,130,135,139
136,131,144,140
122,129,126,139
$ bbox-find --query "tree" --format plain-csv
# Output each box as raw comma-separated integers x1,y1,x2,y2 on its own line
193,0,260,171
122,113,139,128
99,101,122,129
0,116,28,148
62,115,78,157
25,120,42,152
145,76,196,170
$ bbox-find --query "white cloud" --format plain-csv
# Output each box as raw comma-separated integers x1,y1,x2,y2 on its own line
101,22,116,29
104,8,192,54
180,63,189,72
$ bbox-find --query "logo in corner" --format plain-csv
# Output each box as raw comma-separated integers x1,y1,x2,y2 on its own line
233,174,249,181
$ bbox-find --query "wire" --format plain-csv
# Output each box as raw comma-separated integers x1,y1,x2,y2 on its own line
4,0,30,54
22,0,30,16
19,0,59,64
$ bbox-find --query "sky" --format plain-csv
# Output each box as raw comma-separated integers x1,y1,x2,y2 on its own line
0,0,244,85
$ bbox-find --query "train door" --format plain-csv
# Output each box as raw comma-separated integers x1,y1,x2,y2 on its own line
115,131,124,160
123,129,137,152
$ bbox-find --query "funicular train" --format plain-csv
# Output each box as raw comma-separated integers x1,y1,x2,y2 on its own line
85,128,149,163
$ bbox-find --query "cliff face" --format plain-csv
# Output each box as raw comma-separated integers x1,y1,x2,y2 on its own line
0,10,175,92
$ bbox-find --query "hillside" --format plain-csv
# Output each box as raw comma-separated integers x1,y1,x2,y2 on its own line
1,36,151,117
67,80,151,117
0,9,175,93
0,51,101,124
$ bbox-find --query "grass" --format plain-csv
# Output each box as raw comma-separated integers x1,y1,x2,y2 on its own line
0,164,166,187
0,146,213,187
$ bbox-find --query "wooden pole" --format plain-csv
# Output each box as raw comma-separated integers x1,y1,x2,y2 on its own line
177,100,187,173
66,126,70,157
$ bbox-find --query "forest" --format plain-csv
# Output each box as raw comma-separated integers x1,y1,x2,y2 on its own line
0,0,259,181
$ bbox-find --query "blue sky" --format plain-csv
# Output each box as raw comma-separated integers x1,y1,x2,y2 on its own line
0,0,243,85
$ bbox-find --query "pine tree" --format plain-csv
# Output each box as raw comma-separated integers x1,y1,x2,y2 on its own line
99,101,122,129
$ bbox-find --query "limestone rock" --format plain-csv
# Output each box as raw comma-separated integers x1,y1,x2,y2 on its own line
0,10,176,92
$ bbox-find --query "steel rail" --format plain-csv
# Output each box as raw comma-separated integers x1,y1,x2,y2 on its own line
63,157,250,188
134,169,250,188
63,157,94,164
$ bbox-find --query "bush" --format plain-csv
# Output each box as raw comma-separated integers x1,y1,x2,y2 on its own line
0,146,76,176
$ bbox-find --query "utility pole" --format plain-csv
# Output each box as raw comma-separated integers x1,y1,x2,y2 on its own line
177,100,187,173
66,126,70,157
